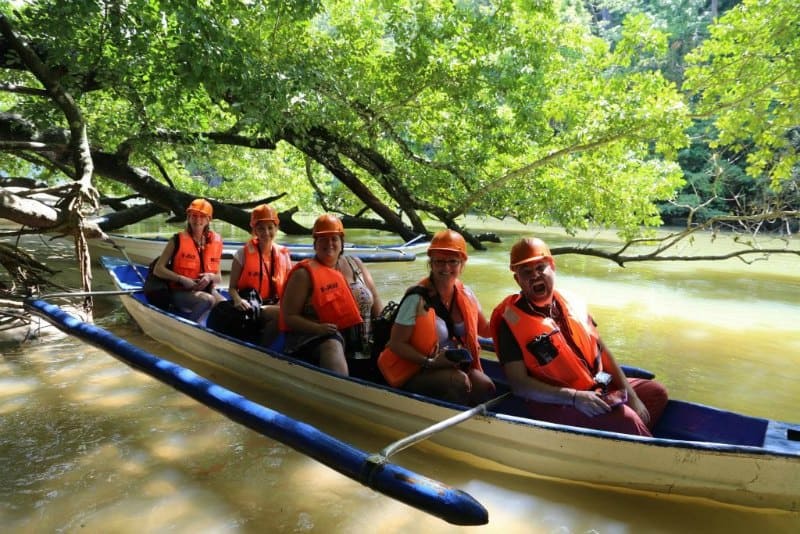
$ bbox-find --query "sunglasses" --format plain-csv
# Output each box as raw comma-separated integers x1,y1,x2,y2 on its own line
432,259,462,267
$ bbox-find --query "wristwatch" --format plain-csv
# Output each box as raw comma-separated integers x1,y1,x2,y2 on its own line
422,357,433,369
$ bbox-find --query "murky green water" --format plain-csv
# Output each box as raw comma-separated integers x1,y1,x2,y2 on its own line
2,218,798,532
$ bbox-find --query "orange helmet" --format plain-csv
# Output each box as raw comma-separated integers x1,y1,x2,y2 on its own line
509,237,553,270
312,214,345,237
186,198,213,218
427,229,468,260
250,204,279,227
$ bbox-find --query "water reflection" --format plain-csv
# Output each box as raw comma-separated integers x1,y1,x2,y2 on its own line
2,224,799,532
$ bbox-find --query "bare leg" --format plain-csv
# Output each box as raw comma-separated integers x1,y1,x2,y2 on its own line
405,368,470,405
317,337,349,375
467,369,497,405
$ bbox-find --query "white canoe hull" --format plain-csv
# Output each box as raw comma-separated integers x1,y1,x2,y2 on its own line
112,284,800,512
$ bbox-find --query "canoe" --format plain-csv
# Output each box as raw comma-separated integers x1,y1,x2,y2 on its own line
89,233,429,270
97,256,800,512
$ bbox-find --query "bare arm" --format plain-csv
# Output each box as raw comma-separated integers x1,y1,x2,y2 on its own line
476,309,491,338
598,339,650,424
464,286,491,337
280,268,337,336
228,252,247,309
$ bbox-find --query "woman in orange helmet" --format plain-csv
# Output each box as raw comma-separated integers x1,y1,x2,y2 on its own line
152,198,225,322
378,229,495,405
211,204,292,344
279,214,382,375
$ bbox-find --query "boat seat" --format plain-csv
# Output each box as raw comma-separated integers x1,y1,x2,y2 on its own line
652,400,768,446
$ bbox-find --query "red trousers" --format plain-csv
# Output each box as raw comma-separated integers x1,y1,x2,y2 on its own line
524,378,668,436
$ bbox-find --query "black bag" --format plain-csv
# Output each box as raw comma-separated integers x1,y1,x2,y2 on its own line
143,258,172,310
206,288,263,342
369,300,400,359
143,234,180,310
369,286,430,358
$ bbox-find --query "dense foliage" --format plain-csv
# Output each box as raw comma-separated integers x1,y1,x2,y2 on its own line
0,0,797,242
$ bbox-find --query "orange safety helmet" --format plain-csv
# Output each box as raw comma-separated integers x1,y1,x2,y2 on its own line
427,229,468,260
250,204,279,228
312,214,345,237
509,237,553,270
186,198,213,218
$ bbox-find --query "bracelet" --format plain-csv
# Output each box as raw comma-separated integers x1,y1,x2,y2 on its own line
422,356,433,369
570,389,577,406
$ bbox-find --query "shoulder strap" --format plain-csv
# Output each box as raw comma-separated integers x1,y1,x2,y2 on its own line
166,233,180,269
147,233,181,282
344,255,362,283
403,285,431,306
381,285,428,322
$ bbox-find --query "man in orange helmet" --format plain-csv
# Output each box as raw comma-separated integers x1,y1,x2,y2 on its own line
489,237,668,436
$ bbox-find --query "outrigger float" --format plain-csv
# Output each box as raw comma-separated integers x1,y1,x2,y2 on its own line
24,298,490,526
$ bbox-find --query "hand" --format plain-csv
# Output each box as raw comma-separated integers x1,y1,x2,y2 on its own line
177,275,195,289
432,348,458,369
233,298,251,312
572,390,612,417
317,322,339,336
194,272,213,291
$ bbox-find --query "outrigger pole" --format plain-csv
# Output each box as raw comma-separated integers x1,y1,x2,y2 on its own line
24,299,489,526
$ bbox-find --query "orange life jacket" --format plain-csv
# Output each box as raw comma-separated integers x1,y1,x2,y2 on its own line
236,239,291,301
279,258,362,331
490,291,605,390
378,294,438,387
377,278,484,387
169,231,223,289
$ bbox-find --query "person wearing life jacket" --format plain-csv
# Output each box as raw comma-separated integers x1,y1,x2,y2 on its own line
225,204,293,343
378,230,495,405
279,214,381,375
489,237,668,436
152,198,225,322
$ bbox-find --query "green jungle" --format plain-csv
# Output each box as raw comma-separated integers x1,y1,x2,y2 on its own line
1,0,798,299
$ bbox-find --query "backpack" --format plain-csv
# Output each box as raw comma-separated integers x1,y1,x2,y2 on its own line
143,234,179,310
206,288,263,343
369,285,431,359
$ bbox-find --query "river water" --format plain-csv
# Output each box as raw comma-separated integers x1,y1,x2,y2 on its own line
2,218,799,533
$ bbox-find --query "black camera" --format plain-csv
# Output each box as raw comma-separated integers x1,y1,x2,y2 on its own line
526,329,560,366
444,348,472,370
244,303,260,321
238,288,262,321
